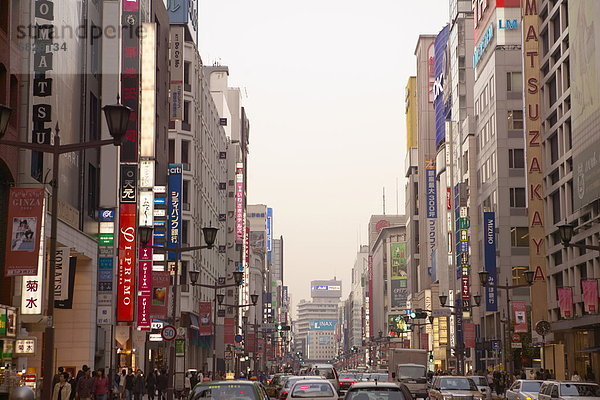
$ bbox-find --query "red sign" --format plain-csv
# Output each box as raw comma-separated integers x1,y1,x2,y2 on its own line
199,301,212,336
120,0,140,161
582,280,598,314
150,271,170,319
246,332,255,353
117,204,136,321
122,0,139,12
513,302,528,333
558,288,573,319
461,274,470,300
420,333,429,350
224,317,235,345
464,322,476,348
4,188,45,277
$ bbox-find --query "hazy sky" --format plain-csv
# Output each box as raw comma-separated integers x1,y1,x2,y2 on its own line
199,1,448,313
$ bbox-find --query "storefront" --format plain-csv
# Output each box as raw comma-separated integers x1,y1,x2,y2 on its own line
551,315,600,382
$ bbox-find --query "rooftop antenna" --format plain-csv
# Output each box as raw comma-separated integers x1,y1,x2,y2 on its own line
383,187,386,215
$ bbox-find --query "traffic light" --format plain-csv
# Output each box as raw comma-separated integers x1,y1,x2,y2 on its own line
409,308,428,319
277,324,283,331
277,324,291,331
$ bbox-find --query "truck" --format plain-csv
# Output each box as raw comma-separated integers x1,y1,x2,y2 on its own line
388,348,428,399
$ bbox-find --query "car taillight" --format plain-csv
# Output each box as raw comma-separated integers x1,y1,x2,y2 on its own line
280,391,288,400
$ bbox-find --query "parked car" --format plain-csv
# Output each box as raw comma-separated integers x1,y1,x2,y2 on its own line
288,379,338,400
470,375,493,400
428,376,484,400
189,380,269,400
506,380,543,400
280,376,325,400
344,381,412,400
538,381,600,400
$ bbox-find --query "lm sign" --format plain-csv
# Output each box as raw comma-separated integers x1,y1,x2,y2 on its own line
498,19,518,29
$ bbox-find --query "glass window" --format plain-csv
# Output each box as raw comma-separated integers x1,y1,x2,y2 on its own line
512,266,529,286
509,149,525,169
510,187,526,207
508,110,524,130
521,382,542,393
439,378,478,391
182,140,190,164
191,384,258,399
560,384,600,397
291,383,334,398
511,227,529,247
507,72,523,92
347,388,405,400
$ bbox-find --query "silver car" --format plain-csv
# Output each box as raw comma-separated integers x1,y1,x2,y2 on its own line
506,380,543,400
538,381,600,400
470,376,492,400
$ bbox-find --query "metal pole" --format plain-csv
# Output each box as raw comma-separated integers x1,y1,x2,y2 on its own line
41,135,60,400
254,314,258,376
505,282,512,375
212,292,217,377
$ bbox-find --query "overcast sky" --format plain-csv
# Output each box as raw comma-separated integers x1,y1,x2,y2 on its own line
199,1,448,314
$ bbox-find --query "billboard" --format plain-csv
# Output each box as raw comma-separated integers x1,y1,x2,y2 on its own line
167,164,183,261
150,271,170,319
571,0,600,209
4,188,45,277
513,302,528,333
434,25,449,148
309,320,337,330
235,163,244,244
483,212,498,312
390,243,408,308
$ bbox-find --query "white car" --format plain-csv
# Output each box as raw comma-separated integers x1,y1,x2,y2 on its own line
470,376,492,400
288,379,339,400
506,380,543,400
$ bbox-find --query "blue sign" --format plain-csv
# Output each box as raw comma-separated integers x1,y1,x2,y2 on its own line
98,258,113,269
309,320,337,330
498,19,518,29
483,212,498,311
312,285,328,290
167,164,183,261
426,166,437,218
167,0,198,41
98,270,112,282
473,24,494,69
99,209,115,222
434,25,449,148
266,208,273,252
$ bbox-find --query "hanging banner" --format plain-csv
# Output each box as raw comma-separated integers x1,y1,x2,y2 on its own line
483,212,498,311
20,195,46,315
117,203,136,321
150,271,170,319
137,244,152,331
55,256,77,309
513,302,528,333
54,247,71,302
558,288,573,319
199,302,212,336
582,280,598,314
4,188,45,277
224,317,235,345
235,164,244,244
463,322,476,348
167,164,183,261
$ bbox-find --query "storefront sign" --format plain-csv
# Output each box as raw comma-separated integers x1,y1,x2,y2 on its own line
14,338,36,355
137,243,152,331
150,271,169,319
120,165,137,204
167,164,183,261
473,24,493,69
120,0,140,162
4,188,45,277
117,203,136,321
235,164,244,244
55,255,77,309
483,212,498,311
169,26,184,121
54,247,70,301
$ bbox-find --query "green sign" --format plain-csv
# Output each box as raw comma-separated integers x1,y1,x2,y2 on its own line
0,308,6,336
175,339,185,356
99,234,114,246
2,340,13,360
390,242,408,280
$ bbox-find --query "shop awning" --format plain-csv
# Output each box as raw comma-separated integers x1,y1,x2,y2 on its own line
576,347,600,353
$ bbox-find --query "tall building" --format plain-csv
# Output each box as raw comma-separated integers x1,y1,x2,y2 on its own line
295,280,342,363
539,0,600,379
349,245,368,348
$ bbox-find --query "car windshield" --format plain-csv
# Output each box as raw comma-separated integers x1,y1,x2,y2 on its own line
313,368,336,380
521,382,542,393
397,366,426,379
192,384,257,400
560,384,600,397
472,377,488,386
292,383,335,398
439,378,477,391
340,374,358,380
347,388,406,400
286,377,322,389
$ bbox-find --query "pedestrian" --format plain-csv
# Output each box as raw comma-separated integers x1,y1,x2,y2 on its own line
585,366,596,382
571,371,582,382
549,369,555,379
118,369,127,400
68,372,78,400
94,368,110,400
157,369,168,400
125,368,135,400
184,372,191,398
75,365,94,400
53,372,72,400
520,370,526,379
133,370,145,400
146,369,156,400
53,367,65,388
190,372,198,389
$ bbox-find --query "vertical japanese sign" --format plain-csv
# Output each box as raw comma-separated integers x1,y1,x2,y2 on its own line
463,322,475,348
483,212,498,311
224,317,235,345
169,26,184,121
140,23,156,158
137,244,152,331
55,253,77,309
235,163,244,244
558,288,573,319
582,280,598,313
266,208,273,252
426,159,437,279
4,188,45,277
368,254,373,338
21,195,46,315
390,243,408,308
522,0,548,326
513,302,528,333
120,0,140,162
199,302,212,336
150,271,169,319
167,164,183,261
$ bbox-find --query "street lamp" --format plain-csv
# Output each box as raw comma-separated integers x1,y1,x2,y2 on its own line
478,269,535,374
558,222,600,251
0,102,131,400
139,224,218,251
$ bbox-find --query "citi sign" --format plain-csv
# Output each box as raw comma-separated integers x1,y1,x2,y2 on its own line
498,19,518,29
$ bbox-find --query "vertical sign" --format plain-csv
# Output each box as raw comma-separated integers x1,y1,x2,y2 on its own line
4,188,45,277
140,23,156,158
483,212,498,311
55,249,78,309
120,0,140,162
582,280,598,314
137,244,152,331
513,302,528,333
522,0,548,327
390,243,408,308
426,159,437,279
557,288,573,319
199,302,212,336
21,196,46,315
266,208,273,252
167,164,183,261
235,163,244,244
150,271,170,319
117,204,136,321
368,254,373,338
169,26,184,121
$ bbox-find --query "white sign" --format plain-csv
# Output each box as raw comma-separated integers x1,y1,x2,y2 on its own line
511,342,523,349
161,325,177,341
149,334,163,342
139,191,155,227
151,321,164,330
98,294,112,306
15,338,36,355
21,201,46,315
140,161,155,188
97,306,112,325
